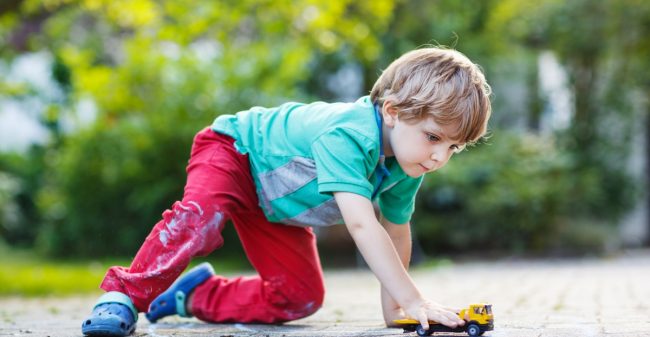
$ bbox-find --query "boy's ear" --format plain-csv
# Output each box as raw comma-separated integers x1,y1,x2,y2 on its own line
382,101,399,127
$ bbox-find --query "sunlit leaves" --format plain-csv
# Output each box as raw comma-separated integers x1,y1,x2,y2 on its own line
0,0,399,256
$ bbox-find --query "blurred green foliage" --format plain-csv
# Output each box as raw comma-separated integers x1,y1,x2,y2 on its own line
415,131,633,255
0,0,648,258
2,0,395,256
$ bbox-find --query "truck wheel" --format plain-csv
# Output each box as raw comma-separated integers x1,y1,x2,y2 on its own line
466,323,481,337
415,325,431,336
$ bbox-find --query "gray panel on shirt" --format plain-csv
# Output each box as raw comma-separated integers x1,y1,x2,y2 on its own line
257,157,343,227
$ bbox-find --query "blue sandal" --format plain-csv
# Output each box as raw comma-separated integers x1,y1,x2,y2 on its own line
81,291,138,336
146,262,215,323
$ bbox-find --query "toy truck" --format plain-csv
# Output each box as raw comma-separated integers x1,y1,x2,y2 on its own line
393,303,493,336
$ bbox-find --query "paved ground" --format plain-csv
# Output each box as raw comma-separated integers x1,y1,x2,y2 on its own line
2,250,650,337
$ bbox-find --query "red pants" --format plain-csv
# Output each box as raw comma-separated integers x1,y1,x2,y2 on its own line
100,127,325,323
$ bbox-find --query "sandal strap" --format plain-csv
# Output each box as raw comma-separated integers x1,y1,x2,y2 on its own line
175,291,189,317
94,291,139,322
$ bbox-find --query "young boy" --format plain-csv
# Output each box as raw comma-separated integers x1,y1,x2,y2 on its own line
81,47,492,336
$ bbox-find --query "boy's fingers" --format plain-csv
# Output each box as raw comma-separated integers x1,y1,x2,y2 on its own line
441,310,462,327
453,311,465,325
446,310,463,326
418,312,429,331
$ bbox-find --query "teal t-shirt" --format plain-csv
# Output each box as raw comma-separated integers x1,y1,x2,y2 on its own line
211,96,423,227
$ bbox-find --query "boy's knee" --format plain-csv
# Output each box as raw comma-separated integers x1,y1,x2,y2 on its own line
168,201,224,229
284,287,324,319
158,201,226,251
268,279,324,320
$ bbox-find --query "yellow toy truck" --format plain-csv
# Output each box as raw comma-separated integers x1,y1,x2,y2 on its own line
393,303,493,337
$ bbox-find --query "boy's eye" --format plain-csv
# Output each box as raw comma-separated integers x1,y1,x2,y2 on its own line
426,133,439,142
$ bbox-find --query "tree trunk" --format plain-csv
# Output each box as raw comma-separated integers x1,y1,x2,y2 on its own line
646,99,650,246
570,55,598,166
527,53,542,132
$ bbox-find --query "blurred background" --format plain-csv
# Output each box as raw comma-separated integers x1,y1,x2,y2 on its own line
0,0,648,294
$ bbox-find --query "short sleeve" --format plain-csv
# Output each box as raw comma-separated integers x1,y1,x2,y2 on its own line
377,176,424,224
311,128,377,199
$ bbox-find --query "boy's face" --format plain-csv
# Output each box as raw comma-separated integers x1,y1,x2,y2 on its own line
382,103,464,178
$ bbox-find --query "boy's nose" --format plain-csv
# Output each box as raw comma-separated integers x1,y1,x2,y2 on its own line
430,151,439,161
430,149,450,165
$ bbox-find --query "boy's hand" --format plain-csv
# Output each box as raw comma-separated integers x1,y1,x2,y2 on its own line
333,192,464,331
383,306,407,327
403,298,464,331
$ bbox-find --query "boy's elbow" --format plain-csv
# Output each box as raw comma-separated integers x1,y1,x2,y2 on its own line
344,218,378,237
334,191,379,235
344,219,365,234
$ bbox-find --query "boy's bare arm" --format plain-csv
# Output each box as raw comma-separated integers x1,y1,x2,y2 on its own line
333,192,464,330
379,216,412,326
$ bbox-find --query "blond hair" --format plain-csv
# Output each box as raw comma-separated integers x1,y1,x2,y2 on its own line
370,47,492,144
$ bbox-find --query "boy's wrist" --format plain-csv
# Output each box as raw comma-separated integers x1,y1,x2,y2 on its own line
382,306,406,326
379,266,422,310
398,281,424,304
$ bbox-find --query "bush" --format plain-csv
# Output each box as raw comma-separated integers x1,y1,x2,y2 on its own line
36,117,198,257
413,130,628,256
0,170,22,240
0,150,46,247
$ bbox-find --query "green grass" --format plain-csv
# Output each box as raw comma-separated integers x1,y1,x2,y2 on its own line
0,248,251,297
0,251,117,296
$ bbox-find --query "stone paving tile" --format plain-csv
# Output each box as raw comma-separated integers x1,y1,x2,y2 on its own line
2,250,650,336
